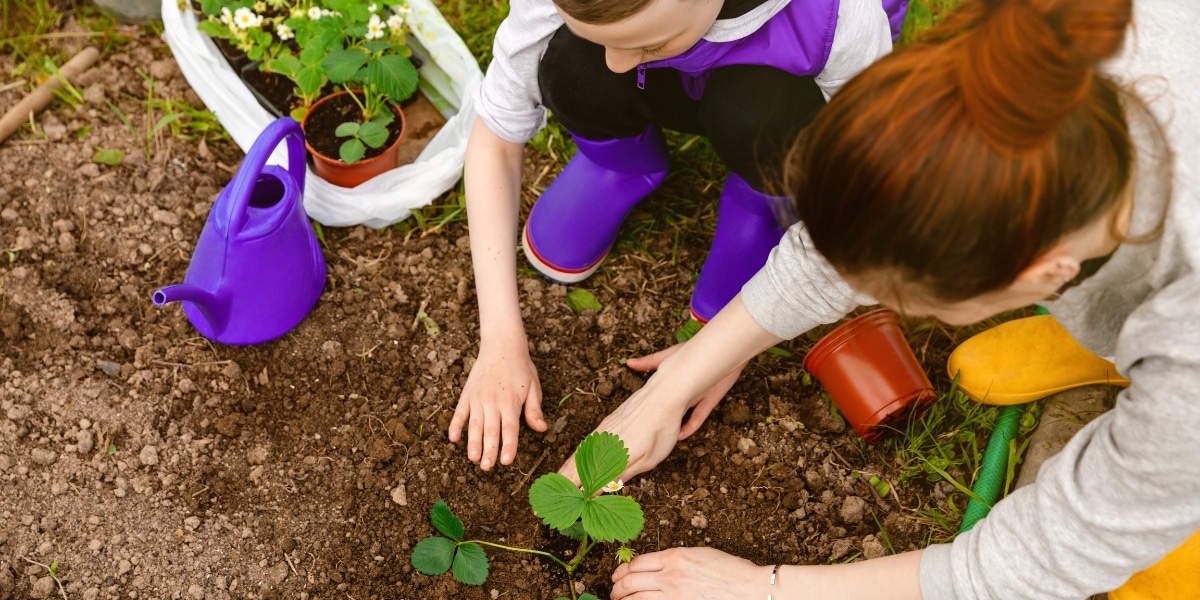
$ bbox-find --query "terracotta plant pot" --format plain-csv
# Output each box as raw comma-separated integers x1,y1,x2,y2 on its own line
803,309,935,442
302,90,407,188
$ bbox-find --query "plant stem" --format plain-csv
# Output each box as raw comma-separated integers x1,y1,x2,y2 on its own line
460,540,573,573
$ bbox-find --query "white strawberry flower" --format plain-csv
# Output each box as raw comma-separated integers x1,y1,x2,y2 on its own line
307,6,322,19
602,479,624,493
253,1,267,12
386,13,404,32
219,6,232,24
368,3,377,12
233,7,261,29
365,13,385,39
276,23,294,40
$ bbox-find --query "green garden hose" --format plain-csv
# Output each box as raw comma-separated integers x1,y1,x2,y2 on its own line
958,306,1048,534
958,403,1025,533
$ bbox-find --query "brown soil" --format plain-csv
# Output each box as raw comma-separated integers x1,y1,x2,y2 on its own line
0,27,947,600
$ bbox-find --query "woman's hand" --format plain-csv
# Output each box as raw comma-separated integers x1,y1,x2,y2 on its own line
449,337,547,471
611,547,772,600
626,344,748,440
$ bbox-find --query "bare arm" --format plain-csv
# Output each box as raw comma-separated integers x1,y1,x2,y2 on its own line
450,116,547,470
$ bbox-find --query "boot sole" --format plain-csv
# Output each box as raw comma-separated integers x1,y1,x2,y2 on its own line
521,223,609,285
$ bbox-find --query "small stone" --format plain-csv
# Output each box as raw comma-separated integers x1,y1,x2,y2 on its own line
138,446,159,466
490,590,499,600
184,516,201,531
51,482,69,496
118,559,132,576
151,209,180,227
30,448,58,466
76,430,94,454
148,59,179,82
0,455,11,472
266,561,289,585
96,360,121,377
840,496,867,525
246,446,269,465
83,85,106,106
187,584,204,599
178,378,197,394
40,114,66,141
862,535,887,560
830,538,856,561
30,576,55,599
390,484,407,506
690,512,708,529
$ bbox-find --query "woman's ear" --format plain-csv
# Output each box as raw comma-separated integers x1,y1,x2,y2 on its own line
1016,255,1081,289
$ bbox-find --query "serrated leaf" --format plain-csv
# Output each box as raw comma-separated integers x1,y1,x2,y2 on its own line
576,432,628,496
675,318,702,343
339,138,365,164
295,66,325,97
430,499,464,541
368,54,419,103
451,542,489,585
581,595,600,600
410,536,455,575
92,149,124,166
322,49,368,84
565,289,602,314
529,473,586,531
560,520,586,541
335,121,360,137
357,120,389,148
363,40,393,53
581,494,644,543
268,54,301,78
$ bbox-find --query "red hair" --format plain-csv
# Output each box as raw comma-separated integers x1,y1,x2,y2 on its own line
790,0,1137,301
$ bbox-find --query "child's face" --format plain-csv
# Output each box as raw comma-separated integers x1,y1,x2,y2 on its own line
557,0,724,73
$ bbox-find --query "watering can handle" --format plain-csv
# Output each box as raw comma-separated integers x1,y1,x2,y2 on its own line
225,117,308,235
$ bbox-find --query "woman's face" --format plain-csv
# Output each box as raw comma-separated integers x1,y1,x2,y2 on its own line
556,0,724,73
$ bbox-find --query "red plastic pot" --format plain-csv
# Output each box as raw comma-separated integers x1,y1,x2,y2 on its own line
302,90,407,188
803,309,934,442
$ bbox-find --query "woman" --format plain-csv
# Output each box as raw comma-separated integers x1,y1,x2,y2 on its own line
560,0,1200,597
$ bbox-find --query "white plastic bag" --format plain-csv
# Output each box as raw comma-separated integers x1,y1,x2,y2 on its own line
162,0,482,228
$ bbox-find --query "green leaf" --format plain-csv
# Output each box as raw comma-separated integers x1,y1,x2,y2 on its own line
575,431,628,496
675,318,703,343
92,149,125,166
339,138,366,164
411,536,455,575
560,520,586,541
196,20,228,37
357,120,389,148
451,542,489,585
581,494,644,543
430,499,464,541
268,54,301,78
363,40,393,53
564,289,602,314
868,475,891,498
335,121,361,137
528,473,586,531
368,54,419,103
581,595,600,600
321,49,368,84
295,66,325,97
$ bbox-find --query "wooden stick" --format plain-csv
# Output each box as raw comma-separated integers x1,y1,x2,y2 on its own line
0,46,100,146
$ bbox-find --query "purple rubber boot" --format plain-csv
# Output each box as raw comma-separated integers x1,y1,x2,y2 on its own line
523,126,670,283
690,172,795,322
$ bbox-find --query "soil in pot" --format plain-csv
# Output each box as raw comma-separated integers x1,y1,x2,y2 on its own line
239,63,296,118
304,91,405,164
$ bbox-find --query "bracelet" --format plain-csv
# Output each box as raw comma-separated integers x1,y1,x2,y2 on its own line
767,564,781,600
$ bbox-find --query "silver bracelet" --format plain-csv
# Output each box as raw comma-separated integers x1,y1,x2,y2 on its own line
767,564,781,600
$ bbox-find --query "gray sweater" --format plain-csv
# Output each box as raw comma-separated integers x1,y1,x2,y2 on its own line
741,1,1200,597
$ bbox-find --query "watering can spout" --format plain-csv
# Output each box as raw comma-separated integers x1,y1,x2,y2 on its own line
153,283,231,332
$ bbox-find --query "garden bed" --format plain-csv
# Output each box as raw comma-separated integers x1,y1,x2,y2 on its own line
0,17,982,600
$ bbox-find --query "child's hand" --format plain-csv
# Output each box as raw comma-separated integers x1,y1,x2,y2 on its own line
610,547,770,600
449,340,547,470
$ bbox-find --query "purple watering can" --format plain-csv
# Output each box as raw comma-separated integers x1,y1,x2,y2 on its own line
153,117,326,345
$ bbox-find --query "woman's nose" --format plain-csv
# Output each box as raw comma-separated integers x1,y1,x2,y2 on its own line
604,47,642,74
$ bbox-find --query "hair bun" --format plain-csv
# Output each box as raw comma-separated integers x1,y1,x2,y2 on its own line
959,0,1131,148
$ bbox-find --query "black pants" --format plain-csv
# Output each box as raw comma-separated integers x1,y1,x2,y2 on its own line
538,25,826,193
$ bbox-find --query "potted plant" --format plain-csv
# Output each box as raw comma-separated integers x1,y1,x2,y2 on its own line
195,0,420,187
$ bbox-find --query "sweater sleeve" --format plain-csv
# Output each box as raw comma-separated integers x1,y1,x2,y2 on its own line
815,0,894,100
740,221,876,339
919,273,1200,599
473,0,562,144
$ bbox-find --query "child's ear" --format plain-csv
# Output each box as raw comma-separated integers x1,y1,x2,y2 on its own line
1016,255,1081,288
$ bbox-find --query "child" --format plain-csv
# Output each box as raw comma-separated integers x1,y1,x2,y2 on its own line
450,0,908,470
562,0,1200,597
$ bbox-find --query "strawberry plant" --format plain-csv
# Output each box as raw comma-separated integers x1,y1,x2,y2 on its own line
412,432,643,600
